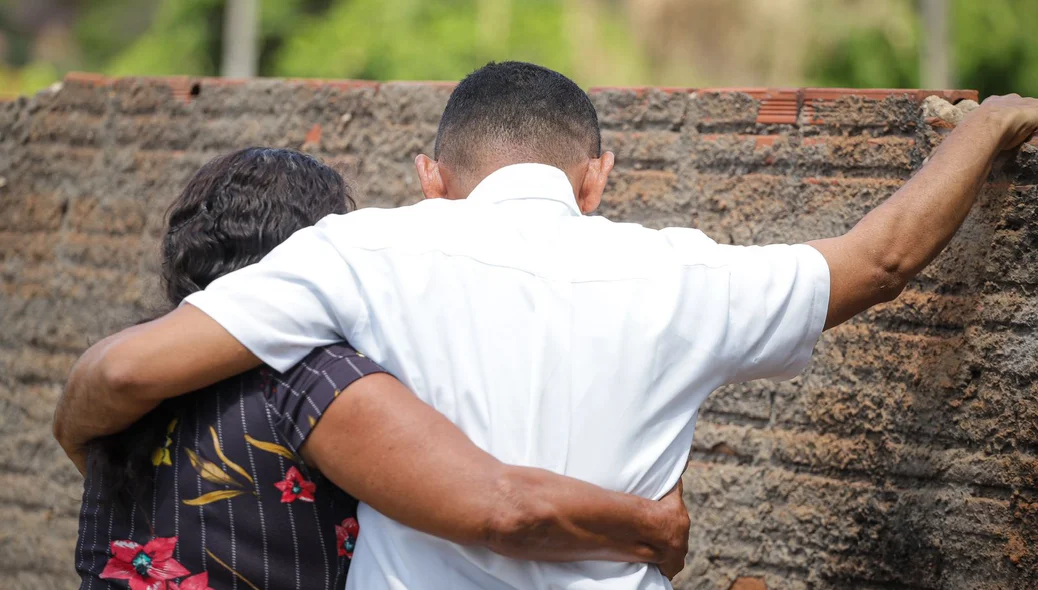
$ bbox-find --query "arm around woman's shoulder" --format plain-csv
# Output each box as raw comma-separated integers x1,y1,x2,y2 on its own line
294,353,689,577
54,305,261,474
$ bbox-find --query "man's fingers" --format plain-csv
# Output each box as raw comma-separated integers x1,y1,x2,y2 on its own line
980,94,1038,150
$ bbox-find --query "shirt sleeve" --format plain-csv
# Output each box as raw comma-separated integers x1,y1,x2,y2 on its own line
661,227,831,385
183,216,365,373
261,343,387,452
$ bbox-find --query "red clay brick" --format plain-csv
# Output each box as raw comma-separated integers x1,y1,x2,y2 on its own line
0,193,66,231
67,197,148,235
729,578,767,590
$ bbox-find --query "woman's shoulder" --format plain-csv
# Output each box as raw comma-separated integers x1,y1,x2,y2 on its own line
257,343,386,453
271,343,386,389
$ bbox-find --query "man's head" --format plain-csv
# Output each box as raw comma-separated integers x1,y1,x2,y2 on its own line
415,61,614,213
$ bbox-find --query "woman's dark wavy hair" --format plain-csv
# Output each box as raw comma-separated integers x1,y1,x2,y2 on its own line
89,147,354,514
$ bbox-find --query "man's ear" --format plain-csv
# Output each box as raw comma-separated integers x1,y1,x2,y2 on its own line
577,151,614,214
415,154,448,200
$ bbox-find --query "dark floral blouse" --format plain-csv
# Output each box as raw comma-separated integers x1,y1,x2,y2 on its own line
74,344,385,590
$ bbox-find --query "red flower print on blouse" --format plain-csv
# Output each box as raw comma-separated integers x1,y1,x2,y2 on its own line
169,572,213,590
100,537,190,590
274,465,316,503
336,517,360,558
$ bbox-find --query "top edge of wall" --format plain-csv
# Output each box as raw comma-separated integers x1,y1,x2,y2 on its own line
36,72,986,129
60,72,979,102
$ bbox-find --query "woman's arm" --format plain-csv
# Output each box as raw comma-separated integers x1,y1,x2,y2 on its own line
301,372,690,576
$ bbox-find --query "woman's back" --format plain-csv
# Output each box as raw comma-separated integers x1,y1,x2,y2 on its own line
76,344,376,590
72,147,366,589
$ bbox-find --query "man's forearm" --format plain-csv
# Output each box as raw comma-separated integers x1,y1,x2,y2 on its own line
491,467,688,574
54,305,260,473
304,372,688,573
810,97,1038,328
851,109,1000,282
54,330,159,474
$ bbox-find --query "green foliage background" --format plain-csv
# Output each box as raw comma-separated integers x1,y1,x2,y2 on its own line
807,0,1038,97
0,0,1035,97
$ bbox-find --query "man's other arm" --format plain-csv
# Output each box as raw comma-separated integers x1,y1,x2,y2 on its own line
809,95,1038,329
56,220,361,472
54,305,260,474
303,373,690,577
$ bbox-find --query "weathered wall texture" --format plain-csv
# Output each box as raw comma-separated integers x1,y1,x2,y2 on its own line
1,74,1036,590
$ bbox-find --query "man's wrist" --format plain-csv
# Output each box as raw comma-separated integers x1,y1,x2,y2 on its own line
483,466,567,553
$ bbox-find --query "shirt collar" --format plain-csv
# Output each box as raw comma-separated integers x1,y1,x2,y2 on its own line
465,163,582,216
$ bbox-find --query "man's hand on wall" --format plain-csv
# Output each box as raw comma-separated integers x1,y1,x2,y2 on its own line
981,94,1038,151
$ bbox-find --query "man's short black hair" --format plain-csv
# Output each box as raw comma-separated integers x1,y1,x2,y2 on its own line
434,61,602,173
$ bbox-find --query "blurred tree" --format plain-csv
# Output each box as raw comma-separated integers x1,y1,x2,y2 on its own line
0,0,646,91
952,0,1038,97
0,0,1035,97
269,0,647,84
74,0,159,71
624,0,819,88
221,0,258,76
806,0,920,90
805,0,1038,96
105,0,221,77
920,0,951,88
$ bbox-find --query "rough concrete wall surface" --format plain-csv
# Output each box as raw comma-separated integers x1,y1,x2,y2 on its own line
1,74,1036,590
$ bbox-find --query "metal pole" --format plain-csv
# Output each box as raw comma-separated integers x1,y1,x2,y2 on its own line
920,0,951,89
221,0,258,78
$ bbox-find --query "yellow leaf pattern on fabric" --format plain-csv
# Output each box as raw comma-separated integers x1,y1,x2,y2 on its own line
244,434,296,461
308,415,317,428
150,417,178,467
184,448,245,488
209,426,254,484
151,447,171,467
182,489,247,506
206,549,262,590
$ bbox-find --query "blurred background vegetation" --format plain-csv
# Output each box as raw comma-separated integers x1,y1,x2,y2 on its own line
0,0,1035,98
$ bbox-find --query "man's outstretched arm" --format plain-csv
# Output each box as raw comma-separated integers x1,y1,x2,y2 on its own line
54,305,260,473
809,94,1038,329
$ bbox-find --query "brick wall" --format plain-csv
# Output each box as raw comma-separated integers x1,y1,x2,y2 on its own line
1,74,1035,590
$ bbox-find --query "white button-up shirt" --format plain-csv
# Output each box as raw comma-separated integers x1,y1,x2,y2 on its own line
186,163,830,590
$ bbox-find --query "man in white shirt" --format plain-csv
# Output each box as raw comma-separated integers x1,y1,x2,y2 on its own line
57,61,1038,589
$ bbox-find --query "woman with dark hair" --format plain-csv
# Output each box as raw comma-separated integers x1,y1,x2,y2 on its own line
71,147,688,590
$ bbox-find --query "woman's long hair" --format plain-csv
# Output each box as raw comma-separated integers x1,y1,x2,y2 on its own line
88,147,354,514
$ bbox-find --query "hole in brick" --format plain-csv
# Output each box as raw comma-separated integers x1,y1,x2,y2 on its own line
190,83,201,98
